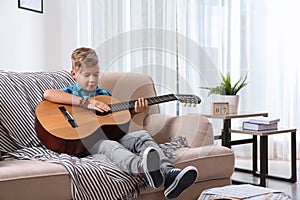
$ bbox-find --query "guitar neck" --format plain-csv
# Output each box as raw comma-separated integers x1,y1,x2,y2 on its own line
110,94,177,112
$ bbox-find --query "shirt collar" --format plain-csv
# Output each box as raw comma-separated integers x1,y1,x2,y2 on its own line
74,82,96,98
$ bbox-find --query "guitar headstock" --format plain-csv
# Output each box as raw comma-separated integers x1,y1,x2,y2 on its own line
175,94,201,106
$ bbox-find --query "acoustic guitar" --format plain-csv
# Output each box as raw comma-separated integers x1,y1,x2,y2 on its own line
35,94,201,155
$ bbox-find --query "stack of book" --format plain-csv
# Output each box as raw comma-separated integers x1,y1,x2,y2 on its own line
242,117,280,131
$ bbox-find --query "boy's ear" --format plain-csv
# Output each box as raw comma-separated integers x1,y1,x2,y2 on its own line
70,70,77,79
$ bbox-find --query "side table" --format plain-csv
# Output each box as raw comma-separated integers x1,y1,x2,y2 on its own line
201,112,297,187
201,112,268,147
230,128,297,187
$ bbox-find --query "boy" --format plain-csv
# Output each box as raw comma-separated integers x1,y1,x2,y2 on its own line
43,47,198,199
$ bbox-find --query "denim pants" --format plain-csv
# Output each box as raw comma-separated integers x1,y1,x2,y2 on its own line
89,130,173,175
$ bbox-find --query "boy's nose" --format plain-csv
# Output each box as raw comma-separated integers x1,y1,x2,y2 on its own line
89,76,96,82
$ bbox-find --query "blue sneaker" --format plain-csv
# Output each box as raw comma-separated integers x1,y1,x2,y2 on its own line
140,147,163,188
164,166,198,199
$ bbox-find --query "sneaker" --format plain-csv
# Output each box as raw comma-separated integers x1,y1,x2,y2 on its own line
164,166,198,199
140,147,163,188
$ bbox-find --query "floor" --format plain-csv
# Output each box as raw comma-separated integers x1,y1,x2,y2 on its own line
233,158,300,199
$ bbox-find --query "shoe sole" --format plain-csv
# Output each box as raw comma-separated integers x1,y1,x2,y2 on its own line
142,147,163,188
164,166,198,199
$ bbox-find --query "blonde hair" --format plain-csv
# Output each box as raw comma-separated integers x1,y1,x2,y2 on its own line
71,47,99,72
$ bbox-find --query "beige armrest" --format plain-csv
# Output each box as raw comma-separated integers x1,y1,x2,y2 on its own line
144,114,214,147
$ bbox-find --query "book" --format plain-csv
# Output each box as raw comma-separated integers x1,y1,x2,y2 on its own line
201,184,281,199
242,121,278,131
249,117,280,125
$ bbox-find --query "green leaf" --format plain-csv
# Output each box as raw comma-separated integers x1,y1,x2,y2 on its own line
200,72,248,96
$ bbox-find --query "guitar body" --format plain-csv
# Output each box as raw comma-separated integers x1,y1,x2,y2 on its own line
35,96,131,155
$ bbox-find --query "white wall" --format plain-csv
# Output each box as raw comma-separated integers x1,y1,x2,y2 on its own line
0,0,80,72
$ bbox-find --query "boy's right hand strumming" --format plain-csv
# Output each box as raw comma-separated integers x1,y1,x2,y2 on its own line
86,98,110,113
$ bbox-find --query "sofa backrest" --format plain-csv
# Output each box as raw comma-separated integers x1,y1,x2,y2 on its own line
0,70,75,153
98,72,160,132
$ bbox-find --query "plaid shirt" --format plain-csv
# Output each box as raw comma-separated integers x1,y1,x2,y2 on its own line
60,82,112,98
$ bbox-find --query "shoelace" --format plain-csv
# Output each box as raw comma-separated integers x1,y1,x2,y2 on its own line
170,168,181,173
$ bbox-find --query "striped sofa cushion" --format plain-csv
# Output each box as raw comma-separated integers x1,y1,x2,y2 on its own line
0,70,75,152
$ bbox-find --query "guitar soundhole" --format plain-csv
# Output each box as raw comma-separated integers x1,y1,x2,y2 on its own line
92,109,111,116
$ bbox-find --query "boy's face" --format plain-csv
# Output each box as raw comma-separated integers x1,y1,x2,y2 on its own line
71,65,99,93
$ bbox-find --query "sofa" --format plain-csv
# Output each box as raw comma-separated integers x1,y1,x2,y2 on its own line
0,70,235,200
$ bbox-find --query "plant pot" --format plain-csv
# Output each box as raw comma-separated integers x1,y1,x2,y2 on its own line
221,95,239,114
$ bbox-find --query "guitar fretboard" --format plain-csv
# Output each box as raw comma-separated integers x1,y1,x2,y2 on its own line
110,94,177,112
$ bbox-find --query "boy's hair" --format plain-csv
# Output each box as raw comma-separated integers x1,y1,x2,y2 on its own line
71,47,99,72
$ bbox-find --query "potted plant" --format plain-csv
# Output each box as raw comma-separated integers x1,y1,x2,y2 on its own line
201,72,248,114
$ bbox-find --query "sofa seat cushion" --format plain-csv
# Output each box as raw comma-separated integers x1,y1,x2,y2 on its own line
139,144,234,196
0,160,71,200
0,160,68,181
174,144,234,182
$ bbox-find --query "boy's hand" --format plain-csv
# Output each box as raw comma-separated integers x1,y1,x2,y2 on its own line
134,97,148,113
87,99,110,113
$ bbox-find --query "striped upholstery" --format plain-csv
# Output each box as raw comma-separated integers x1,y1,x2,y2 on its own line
0,70,144,200
0,70,74,152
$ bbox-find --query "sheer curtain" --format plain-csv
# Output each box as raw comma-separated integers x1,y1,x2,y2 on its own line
82,0,299,160
90,0,179,115
184,0,300,160
252,0,300,159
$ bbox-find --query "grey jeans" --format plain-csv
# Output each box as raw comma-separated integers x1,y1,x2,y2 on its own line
89,130,173,175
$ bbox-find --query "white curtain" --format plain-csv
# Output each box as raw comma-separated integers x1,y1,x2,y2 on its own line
81,0,299,160
223,0,300,160
256,0,300,160
90,0,179,115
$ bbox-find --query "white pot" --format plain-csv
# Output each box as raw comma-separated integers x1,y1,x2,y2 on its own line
221,95,239,114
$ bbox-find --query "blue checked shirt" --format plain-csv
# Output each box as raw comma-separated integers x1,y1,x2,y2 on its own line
60,82,112,98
